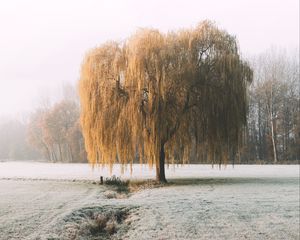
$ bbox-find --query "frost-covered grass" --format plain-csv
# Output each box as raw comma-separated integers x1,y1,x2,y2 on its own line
0,161,298,180
0,162,299,240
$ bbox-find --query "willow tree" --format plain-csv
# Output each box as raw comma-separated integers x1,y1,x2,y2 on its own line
79,21,252,182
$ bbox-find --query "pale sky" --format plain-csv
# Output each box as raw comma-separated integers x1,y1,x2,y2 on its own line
0,0,299,116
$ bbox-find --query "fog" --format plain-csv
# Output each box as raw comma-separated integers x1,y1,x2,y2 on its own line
0,0,299,117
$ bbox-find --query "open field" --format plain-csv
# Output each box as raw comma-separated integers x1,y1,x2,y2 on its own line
0,161,297,180
0,162,299,240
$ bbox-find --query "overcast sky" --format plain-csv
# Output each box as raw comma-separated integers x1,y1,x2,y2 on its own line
0,0,299,116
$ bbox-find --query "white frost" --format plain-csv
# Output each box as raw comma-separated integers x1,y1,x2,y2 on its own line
0,161,298,180
0,162,299,240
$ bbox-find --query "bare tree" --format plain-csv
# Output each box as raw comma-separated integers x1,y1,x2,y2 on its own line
246,48,299,163
43,100,80,162
27,109,53,161
27,98,87,163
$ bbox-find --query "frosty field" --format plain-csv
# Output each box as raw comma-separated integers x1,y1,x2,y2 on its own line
0,162,299,240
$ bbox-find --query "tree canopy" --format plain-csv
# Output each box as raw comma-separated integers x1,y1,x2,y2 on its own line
79,21,252,182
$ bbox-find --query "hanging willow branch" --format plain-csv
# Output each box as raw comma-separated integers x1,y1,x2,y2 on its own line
79,21,252,177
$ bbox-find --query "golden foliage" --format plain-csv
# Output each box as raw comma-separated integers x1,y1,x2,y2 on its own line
79,21,252,178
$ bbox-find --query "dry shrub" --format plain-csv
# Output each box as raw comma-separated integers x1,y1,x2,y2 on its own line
89,209,129,236
94,214,108,230
105,175,130,193
105,221,116,235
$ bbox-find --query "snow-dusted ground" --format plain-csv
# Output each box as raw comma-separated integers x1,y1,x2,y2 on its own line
0,161,298,180
0,162,299,240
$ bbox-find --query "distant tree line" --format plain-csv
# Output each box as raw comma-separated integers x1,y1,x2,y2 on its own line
0,84,87,163
27,100,87,163
239,49,299,164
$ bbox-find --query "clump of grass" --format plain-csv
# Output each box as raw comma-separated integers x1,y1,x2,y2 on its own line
105,221,116,235
61,206,135,240
89,209,128,236
94,214,108,230
105,175,129,193
128,179,167,192
104,191,117,199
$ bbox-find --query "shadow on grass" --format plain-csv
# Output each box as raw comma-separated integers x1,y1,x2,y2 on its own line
165,177,298,186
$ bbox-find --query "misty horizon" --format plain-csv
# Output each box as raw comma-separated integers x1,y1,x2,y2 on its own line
0,0,299,117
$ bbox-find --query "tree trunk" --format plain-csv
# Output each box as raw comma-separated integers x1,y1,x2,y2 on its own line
269,82,277,164
156,144,167,183
42,142,51,161
51,147,57,163
270,117,277,164
258,100,263,160
67,144,73,163
58,143,63,162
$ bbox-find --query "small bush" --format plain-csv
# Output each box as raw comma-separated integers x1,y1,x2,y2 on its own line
105,175,129,193
105,175,129,186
